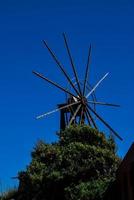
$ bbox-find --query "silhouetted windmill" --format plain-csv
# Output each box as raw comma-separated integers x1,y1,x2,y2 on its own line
33,33,123,141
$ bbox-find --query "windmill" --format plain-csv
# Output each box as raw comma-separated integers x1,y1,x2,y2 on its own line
33,33,123,141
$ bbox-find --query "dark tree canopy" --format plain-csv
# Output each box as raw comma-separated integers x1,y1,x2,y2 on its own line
6,125,121,200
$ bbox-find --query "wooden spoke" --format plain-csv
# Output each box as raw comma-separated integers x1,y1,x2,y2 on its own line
33,71,79,99
43,40,80,96
79,106,84,124
63,33,82,96
85,109,91,126
87,104,123,141
85,106,98,129
69,104,81,126
86,73,109,98
88,101,120,107
36,100,80,119
83,45,91,96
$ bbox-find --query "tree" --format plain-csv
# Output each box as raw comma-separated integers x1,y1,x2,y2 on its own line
16,125,121,200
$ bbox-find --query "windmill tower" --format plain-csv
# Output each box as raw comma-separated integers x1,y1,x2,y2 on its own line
33,33,123,141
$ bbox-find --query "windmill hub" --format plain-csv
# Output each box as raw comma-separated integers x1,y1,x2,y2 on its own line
81,97,87,106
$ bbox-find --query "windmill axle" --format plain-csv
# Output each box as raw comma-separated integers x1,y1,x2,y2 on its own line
81,97,87,106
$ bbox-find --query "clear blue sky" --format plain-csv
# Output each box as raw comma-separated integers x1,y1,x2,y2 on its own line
0,0,134,191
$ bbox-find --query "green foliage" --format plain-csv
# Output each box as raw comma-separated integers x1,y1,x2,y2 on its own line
64,178,113,200
16,125,120,200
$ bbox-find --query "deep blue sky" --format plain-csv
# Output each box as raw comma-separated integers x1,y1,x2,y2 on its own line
0,0,134,191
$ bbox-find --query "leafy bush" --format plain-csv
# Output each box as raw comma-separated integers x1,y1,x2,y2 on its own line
16,125,120,200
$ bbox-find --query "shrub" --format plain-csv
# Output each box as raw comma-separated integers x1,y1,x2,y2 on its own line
16,125,121,200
